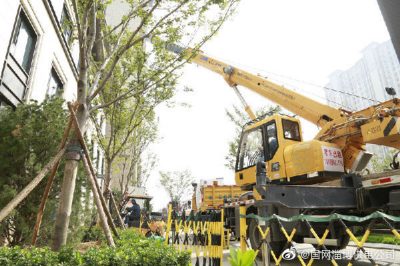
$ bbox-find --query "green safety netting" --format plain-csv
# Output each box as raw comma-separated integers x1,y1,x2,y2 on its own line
241,211,400,223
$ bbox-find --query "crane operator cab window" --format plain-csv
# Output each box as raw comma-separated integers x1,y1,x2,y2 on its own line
237,128,264,170
282,119,301,141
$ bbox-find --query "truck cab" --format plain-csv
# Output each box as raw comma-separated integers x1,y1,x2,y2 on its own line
235,114,345,187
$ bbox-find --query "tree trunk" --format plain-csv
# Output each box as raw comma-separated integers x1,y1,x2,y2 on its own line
51,155,79,251
132,160,138,186
103,158,112,203
52,105,89,250
110,192,125,228
82,155,115,247
32,118,73,246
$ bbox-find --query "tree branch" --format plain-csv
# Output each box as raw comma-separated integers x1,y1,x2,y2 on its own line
71,0,82,43
101,0,153,42
92,0,237,109
88,0,161,101
90,54,184,111
86,3,97,63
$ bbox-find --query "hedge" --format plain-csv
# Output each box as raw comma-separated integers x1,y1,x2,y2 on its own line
0,229,190,266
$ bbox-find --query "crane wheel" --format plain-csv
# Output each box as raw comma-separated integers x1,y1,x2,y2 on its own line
248,219,285,257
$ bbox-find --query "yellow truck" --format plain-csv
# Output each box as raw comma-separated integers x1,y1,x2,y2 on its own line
192,181,242,212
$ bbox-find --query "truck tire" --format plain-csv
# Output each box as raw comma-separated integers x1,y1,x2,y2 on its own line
248,219,261,250
337,234,350,250
248,219,285,256
330,224,350,250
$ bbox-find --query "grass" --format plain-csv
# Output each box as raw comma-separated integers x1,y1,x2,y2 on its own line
360,233,400,245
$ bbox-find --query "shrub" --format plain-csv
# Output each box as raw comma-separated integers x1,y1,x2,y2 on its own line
228,248,258,266
0,98,69,246
81,226,105,242
0,230,190,266
0,246,59,266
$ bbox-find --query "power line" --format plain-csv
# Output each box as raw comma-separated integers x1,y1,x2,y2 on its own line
263,74,353,111
261,69,381,105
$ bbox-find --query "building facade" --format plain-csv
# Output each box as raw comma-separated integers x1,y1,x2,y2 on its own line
0,0,105,177
324,40,400,158
0,0,80,107
325,40,400,111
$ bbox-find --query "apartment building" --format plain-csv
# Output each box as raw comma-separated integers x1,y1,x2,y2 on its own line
324,40,400,158
325,40,400,111
0,0,80,107
0,0,105,176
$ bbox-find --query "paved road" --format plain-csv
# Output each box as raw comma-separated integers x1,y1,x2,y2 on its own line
191,241,400,265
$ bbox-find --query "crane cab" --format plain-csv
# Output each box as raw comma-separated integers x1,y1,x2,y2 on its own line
235,114,345,188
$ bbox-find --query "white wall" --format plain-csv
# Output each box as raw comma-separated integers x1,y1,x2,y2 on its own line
0,0,78,104
0,1,19,70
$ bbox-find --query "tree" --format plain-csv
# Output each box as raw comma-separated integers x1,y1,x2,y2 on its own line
0,99,91,246
115,120,158,195
92,80,159,199
53,0,240,250
160,170,194,205
369,148,397,173
225,105,280,170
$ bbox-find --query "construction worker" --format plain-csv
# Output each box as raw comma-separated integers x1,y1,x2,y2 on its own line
126,199,141,227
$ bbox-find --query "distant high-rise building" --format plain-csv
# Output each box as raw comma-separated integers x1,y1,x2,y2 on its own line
324,40,400,158
325,40,400,111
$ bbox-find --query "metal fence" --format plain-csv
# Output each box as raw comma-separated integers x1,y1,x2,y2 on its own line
165,205,225,266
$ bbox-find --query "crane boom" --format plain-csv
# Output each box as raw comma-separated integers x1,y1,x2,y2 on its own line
168,43,400,173
168,44,344,127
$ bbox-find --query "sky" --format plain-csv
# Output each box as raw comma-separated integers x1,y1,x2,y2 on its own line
146,0,391,211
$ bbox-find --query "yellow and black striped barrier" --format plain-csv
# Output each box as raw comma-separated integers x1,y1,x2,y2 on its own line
242,211,400,266
165,205,225,266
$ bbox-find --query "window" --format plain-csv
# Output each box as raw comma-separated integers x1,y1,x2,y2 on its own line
0,97,10,108
47,68,63,97
10,12,37,73
0,10,38,106
60,5,72,44
265,122,278,160
282,119,301,141
237,128,264,170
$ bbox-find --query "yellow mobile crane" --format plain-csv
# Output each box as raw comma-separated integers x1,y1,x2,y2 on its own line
168,44,400,251
168,44,400,186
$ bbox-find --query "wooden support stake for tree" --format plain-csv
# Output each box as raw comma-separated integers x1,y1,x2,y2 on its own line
0,148,66,223
67,102,120,238
110,192,125,229
82,155,115,247
31,116,74,246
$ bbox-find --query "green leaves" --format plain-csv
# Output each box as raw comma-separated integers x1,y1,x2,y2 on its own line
0,230,190,266
369,148,397,173
0,99,68,246
0,99,92,246
159,170,194,204
228,248,258,266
